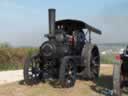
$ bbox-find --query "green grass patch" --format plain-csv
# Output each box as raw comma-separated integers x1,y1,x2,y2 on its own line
100,54,115,64
0,63,23,71
0,48,38,71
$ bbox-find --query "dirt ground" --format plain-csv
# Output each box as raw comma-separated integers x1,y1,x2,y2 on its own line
0,64,114,96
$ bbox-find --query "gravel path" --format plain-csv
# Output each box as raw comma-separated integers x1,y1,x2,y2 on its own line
0,70,23,85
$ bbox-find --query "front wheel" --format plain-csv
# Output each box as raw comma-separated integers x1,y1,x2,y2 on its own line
59,57,77,88
24,54,41,85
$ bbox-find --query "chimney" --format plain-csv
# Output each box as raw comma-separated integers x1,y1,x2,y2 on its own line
48,9,56,36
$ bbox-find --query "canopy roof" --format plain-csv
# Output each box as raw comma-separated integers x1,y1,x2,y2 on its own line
55,19,102,35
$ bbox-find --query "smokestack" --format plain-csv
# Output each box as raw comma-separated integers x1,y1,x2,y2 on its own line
48,9,56,36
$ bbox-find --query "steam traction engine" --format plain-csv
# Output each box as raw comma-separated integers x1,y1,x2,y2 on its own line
24,9,102,88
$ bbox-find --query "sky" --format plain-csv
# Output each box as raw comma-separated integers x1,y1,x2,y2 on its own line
0,0,128,47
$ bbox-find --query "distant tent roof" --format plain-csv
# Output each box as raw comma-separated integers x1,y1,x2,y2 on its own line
55,19,102,35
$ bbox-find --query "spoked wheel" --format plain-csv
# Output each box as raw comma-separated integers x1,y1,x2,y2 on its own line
59,57,77,88
24,54,41,85
90,48,100,80
81,44,100,80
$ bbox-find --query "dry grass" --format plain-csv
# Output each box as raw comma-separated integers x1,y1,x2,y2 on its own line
0,81,100,96
0,64,114,96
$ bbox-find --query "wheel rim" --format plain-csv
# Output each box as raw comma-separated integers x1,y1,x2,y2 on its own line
27,56,41,82
64,60,76,87
91,49,100,79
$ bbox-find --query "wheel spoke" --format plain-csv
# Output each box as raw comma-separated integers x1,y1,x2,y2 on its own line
66,75,73,84
93,56,98,60
59,57,77,88
90,51,100,79
62,60,76,87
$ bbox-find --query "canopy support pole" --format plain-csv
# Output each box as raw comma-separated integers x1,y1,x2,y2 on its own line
89,30,91,43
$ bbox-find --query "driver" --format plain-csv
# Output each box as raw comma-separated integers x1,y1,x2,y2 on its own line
66,29,85,47
73,29,85,46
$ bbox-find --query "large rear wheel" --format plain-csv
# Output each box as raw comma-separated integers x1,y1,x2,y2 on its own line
81,44,100,80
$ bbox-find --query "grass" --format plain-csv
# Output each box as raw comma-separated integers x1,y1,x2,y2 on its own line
100,53,116,64
0,63,23,71
0,81,100,96
0,48,38,71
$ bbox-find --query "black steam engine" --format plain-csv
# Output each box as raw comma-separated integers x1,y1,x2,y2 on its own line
24,9,102,88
